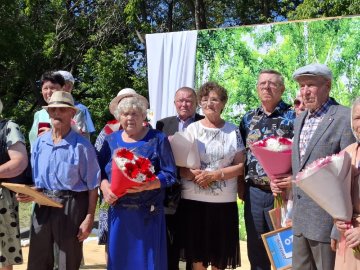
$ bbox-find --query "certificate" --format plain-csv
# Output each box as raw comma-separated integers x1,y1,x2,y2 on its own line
1,183,63,208
261,226,292,270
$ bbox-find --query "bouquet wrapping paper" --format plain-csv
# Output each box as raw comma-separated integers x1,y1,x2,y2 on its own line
295,151,352,221
250,136,292,181
111,148,156,198
169,131,200,169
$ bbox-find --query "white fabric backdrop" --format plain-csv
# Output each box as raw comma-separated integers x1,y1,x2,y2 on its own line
146,30,198,127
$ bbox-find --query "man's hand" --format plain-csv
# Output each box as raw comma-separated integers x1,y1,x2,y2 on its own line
16,193,34,203
270,174,292,196
331,238,337,251
77,214,94,242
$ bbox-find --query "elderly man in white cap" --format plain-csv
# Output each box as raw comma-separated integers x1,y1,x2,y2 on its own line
56,70,95,139
291,63,355,269
18,91,100,270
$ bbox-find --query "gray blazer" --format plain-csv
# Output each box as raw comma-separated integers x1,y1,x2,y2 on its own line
292,100,355,242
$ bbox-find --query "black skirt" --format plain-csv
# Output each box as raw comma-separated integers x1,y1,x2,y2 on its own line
177,199,240,269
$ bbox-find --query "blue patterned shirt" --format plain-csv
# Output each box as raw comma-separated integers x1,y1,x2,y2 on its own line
239,100,296,186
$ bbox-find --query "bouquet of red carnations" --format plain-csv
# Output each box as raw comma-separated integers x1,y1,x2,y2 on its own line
250,136,293,208
111,148,157,198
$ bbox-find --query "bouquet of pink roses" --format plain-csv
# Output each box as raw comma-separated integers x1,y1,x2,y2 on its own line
295,151,359,252
250,136,293,208
111,148,157,198
295,151,352,221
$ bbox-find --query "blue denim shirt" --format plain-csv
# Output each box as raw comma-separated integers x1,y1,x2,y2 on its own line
31,129,100,191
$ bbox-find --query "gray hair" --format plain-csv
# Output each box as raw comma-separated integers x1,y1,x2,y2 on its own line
258,69,285,86
114,96,147,120
0,98,3,115
351,97,360,140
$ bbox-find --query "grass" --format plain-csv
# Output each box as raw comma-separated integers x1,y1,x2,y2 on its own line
237,199,247,241
19,200,247,241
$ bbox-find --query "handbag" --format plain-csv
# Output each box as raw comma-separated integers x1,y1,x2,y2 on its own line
0,120,33,185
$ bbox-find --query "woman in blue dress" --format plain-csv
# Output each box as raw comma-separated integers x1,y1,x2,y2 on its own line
97,91,176,270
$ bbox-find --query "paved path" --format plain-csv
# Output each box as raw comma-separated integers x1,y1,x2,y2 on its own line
14,239,250,270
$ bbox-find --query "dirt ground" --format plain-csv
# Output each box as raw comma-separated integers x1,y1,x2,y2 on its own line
14,238,250,270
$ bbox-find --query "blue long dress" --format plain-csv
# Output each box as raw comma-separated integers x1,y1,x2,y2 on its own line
97,129,176,270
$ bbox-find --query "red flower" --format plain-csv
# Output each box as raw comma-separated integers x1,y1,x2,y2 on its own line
135,157,152,173
124,162,139,178
278,137,292,145
145,171,157,182
117,148,134,160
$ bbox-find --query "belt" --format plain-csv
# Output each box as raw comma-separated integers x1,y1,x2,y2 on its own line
42,189,81,197
248,182,272,191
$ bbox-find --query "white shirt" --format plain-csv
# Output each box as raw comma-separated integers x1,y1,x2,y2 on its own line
181,121,244,203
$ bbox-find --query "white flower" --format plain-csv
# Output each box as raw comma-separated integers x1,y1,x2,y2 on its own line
265,138,291,152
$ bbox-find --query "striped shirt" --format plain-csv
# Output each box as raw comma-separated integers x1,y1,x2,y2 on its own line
299,99,332,160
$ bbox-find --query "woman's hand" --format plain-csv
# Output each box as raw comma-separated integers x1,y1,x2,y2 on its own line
126,179,161,193
38,126,51,136
16,193,34,203
193,170,218,188
345,227,360,248
179,167,196,180
100,180,118,205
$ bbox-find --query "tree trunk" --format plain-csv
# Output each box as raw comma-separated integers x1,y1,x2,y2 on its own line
167,0,173,32
185,0,207,30
194,0,207,29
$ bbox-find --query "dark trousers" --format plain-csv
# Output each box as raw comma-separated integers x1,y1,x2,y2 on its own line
244,184,274,270
166,212,181,270
27,192,88,270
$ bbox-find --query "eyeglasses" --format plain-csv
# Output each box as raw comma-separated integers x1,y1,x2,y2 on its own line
200,98,221,106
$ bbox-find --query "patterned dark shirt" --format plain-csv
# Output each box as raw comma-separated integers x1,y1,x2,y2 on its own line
239,100,296,186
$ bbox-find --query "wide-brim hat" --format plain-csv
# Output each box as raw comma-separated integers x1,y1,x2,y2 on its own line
109,88,149,116
43,91,78,111
293,63,333,81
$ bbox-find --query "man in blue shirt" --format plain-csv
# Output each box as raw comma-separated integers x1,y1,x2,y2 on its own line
18,91,100,270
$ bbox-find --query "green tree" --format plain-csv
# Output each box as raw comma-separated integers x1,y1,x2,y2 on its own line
289,0,360,19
